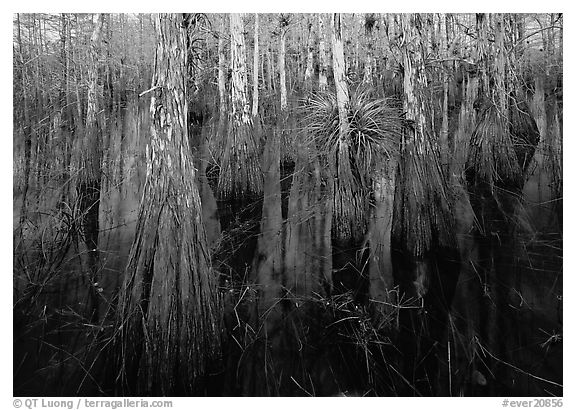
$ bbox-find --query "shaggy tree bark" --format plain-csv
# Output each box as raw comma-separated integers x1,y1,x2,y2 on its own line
218,19,227,118
116,13,221,395
217,15,227,145
303,16,315,88
331,13,349,123
318,14,328,90
392,13,460,395
218,13,262,198
266,46,274,92
252,14,259,117
439,13,450,172
331,12,360,242
279,15,288,111
362,13,376,85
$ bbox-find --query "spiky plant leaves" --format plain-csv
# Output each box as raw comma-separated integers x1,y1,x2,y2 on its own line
303,86,402,242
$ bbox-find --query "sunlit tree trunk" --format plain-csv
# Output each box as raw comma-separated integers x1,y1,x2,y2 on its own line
279,15,288,111
318,14,328,90
116,13,221,395
362,13,376,85
303,16,315,88
73,14,83,129
330,13,356,243
330,13,371,300
218,13,262,198
266,46,274,92
217,15,227,140
252,14,259,117
331,13,349,141
214,13,263,284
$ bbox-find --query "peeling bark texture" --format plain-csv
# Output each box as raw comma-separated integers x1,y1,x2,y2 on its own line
217,15,227,141
318,14,328,90
439,13,450,172
279,16,288,111
330,13,364,243
252,14,259,117
218,13,263,199
116,13,221,396
393,14,457,262
392,13,460,395
303,17,315,88
362,13,376,85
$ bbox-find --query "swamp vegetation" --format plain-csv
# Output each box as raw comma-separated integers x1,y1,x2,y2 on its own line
13,12,562,397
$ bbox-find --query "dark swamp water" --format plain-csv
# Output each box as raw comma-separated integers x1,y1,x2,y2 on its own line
13,96,562,397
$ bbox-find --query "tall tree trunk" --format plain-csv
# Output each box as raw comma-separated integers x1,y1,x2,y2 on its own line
331,14,349,139
116,13,221,395
73,14,83,131
303,16,315,88
318,14,328,90
218,13,262,199
16,14,32,226
217,15,227,140
77,13,104,322
266,46,274,92
439,13,450,173
331,13,371,300
252,14,259,117
59,13,71,205
392,13,460,395
33,14,44,190
279,16,288,111
362,13,376,86
214,13,263,284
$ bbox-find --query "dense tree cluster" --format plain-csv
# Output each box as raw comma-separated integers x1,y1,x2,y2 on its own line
13,13,562,397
